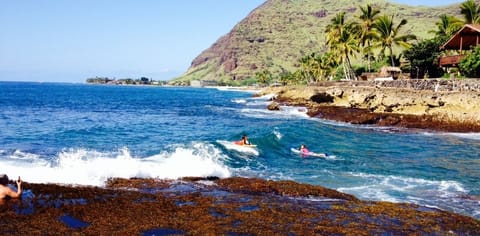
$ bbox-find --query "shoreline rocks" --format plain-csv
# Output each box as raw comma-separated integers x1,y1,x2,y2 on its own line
1,177,479,234
258,80,480,132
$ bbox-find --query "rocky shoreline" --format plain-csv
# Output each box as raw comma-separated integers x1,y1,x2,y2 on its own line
259,79,480,132
1,177,479,234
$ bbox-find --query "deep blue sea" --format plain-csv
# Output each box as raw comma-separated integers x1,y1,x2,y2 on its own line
1,82,479,219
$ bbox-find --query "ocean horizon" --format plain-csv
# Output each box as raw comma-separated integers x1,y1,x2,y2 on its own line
0,81,479,219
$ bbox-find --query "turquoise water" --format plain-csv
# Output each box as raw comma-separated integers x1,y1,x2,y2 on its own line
0,81,479,219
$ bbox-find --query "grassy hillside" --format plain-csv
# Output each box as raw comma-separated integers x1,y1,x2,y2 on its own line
171,0,462,85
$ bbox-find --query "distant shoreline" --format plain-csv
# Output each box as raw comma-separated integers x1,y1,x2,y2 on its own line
257,79,480,133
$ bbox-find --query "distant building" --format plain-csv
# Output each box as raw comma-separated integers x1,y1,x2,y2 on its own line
201,80,218,87
190,80,202,87
440,24,480,67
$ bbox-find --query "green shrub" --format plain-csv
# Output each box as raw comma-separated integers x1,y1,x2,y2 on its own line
459,46,480,78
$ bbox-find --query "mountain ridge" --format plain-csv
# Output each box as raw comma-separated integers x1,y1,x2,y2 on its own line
172,0,463,85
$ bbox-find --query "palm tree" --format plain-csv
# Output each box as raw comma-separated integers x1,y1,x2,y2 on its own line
298,52,340,82
326,12,360,80
431,14,463,38
358,4,380,72
374,14,416,67
298,53,318,83
255,69,272,86
326,12,347,43
460,0,480,24
319,52,338,80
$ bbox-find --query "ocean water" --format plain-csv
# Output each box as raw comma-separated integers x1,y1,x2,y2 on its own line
0,81,479,219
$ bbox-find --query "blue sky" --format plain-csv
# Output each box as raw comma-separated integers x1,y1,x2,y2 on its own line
0,0,462,82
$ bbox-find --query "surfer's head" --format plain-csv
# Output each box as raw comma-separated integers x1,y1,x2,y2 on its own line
0,174,8,186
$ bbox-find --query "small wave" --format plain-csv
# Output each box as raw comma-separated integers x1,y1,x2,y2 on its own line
240,106,309,120
232,99,247,104
310,117,356,128
279,106,310,118
344,172,466,193
0,142,231,187
273,127,282,140
428,132,480,141
253,93,276,100
245,100,270,106
10,149,42,161
214,86,260,93
337,172,468,208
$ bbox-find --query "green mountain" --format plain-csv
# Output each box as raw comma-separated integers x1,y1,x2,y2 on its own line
171,0,462,85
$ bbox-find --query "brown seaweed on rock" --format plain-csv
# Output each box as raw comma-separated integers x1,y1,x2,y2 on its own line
215,177,358,201
0,177,479,235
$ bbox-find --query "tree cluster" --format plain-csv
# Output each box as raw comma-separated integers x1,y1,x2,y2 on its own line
256,0,480,86
86,77,167,85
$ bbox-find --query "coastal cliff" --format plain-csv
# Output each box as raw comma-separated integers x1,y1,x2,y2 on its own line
172,0,460,84
259,79,480,132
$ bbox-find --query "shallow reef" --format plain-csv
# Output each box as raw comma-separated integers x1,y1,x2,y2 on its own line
1,177,479,235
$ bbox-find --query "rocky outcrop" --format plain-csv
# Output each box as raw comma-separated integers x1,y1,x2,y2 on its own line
261,80,480,132
2,177,479,234
267,101,281,110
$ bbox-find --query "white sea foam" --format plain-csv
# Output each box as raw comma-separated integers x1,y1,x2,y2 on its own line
273,127,282,140
0,142,231,187
232,99,247,104
253,93,276,100
337,172,468,204
339,185,399,202
245,100,270,106
280,106,310,118
240,106,309,120
310,117,356,128
213,86,260,93
430,132,480,141
10,149,41,161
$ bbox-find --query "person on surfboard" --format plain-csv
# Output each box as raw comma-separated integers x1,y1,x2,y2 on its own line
296,144,329,158
234,135,251,145
299,144,309,155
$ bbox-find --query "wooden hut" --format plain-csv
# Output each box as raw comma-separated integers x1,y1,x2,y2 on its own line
439,24,480,67
378,66,402,80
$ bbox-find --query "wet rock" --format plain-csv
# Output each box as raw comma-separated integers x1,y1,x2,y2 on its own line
267,102,280,111
1,178,478,235
310,92,334,103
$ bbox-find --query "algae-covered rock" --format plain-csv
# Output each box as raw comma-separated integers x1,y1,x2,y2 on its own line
1,177,478,235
